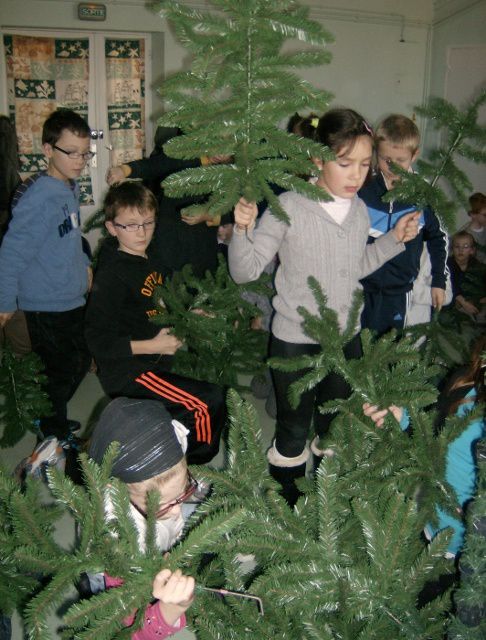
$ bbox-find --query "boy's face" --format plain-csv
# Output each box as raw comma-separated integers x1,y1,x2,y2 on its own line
43,130,91,182
376,140,419,188
128,463,190,520
469,207,486,230
105,206,156,256
452,237,475,267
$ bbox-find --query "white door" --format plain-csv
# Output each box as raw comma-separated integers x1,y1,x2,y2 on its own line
1,29,153,248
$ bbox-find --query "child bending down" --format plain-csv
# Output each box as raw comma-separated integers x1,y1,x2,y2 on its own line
363,334,486,559
88,397,201,637
229,108,419,506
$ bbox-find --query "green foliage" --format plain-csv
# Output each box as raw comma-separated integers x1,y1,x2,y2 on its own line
405,313,475,371
154,0,335,222
448,442,486,639
0,346,52,447
1,385,463,639
151,257,270,387
269,277,466,526
383,91,486,233
0,472,40,616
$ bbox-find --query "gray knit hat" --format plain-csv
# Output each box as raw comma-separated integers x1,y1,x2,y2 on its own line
88,397,184,483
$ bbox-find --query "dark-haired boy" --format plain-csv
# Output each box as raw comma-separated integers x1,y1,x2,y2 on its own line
359,114,448,336
85,182,225,465
0,108,93,440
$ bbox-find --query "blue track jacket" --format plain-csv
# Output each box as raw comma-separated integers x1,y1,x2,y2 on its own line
359,173,448,294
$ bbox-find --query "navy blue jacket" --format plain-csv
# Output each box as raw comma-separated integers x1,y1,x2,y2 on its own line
358,173,448,294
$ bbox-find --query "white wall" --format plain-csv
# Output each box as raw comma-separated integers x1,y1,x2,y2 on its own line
1,0,433,129
426,0,486,223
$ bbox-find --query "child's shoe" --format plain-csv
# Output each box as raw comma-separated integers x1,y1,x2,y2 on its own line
21,436,66,481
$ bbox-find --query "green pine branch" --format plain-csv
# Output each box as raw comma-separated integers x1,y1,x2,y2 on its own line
383,91,486,233
151,258,270,387
0,346,52,447
154,0,335,221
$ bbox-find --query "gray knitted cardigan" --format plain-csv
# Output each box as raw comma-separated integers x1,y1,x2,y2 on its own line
229,191,405,344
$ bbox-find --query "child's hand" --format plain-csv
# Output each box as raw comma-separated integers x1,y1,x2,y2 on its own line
456,298,479,315
0,311,14,328
392,211,420,243
362,402,403,428
106,166,128,185
153,569,195,626
431,287,445,310
153,328,183,355
234,198,257,232
181,212,211,226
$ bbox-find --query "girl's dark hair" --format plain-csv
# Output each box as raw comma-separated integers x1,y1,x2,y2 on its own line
449,335,486,411
0,115,21,192
104,182,158,222
287,112,320,139
314,108,373,154
0,116,21,233
42,108,91,146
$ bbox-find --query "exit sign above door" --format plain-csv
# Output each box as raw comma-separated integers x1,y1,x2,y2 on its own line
78,3,107,21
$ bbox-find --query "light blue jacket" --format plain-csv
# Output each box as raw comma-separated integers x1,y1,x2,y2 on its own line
401,389,484,556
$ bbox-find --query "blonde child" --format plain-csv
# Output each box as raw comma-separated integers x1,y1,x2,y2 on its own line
229,108,419,505
359,114,448,336
88,397,198,638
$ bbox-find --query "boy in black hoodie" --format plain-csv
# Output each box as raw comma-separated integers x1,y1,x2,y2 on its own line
85,182,225,464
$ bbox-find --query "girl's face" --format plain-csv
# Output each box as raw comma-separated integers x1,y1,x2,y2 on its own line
314,135,372,199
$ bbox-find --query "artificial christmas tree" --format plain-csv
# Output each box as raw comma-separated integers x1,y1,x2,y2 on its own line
151,257,271,386
0,346,52,447
155,0,335,222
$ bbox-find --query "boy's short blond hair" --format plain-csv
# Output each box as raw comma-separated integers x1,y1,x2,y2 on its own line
375,114,420,154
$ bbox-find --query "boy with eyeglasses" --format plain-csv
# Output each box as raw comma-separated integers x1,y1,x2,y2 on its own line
86,397,200,637
0,108,93,442
448,231,486,319
85,182,225,465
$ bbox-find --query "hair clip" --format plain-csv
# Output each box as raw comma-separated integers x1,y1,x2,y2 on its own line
363,120,373,135
311,117,319,128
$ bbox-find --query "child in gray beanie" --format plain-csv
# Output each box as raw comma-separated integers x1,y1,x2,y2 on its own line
88,397,199,638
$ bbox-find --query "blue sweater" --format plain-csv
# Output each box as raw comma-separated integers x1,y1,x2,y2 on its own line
359,173,448,294
0,172,89,312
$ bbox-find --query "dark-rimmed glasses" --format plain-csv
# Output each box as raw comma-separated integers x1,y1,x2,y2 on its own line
53,145,95,161
112,220,156,233
131,473,199,519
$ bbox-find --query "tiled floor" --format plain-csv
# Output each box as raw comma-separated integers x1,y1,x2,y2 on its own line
1,370,278,639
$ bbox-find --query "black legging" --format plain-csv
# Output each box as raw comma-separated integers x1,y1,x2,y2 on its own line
270,333,362,458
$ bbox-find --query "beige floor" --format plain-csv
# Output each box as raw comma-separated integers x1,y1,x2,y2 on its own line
1,370,277,639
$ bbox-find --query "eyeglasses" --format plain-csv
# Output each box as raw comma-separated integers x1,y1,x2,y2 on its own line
130,473,199,520
113,220,156,233
53,145,95,161
453,244,473,250
155,474,199,518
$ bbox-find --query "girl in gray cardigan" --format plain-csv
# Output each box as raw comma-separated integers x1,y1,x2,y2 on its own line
229,109,419,506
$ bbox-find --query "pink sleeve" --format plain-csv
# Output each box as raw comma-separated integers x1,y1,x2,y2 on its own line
104,573,186,638
131,603,186,639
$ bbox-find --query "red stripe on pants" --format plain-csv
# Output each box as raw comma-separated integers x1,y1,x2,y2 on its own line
135,371,211,443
